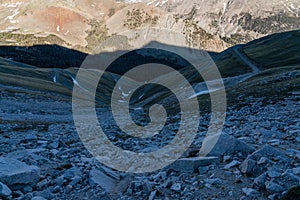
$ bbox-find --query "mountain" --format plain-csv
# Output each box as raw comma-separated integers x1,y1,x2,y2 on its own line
0,1,299,199
0,30,299,106
0,0,299,52
0,30,299,199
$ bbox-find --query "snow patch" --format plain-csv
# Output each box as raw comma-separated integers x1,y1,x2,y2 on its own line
117,0,170,7
5,10,20,24
1,2,24,8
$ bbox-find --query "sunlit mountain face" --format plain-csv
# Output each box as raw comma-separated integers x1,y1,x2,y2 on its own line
0,0,299,52
0,0,299,199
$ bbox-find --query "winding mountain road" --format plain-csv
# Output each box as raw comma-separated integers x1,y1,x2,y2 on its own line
233,46,260,73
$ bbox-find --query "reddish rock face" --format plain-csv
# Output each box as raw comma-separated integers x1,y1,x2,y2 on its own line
35,6,86,34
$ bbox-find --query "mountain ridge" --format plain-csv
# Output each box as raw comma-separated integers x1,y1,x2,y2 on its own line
1,0,299,52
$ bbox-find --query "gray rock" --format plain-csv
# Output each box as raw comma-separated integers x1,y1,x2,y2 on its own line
36,179,48,190
24,132,37,140
242,188,260,197
100,166,121,180
152,171,167,181
247,145,289,162
63,167,82,180
268,194,278,200
277,172,300,189
169,157,219,173
49,141,59,149
55,176,65,186
267,170,281,178
204,133,255,158
170,183,181,191
66,185,73,192
89,168,130,196
286,149,300,160
265,181,285,193
198,166,209,175
204,178,222,186
23,193,34,200
0,157,40,189
89,169,117,192
240,159,263,176
52,186,61,193
224,160,241,170
13,190,23,198
5,150,48,164
223,155,231,163
35,188,54,199
257,157,268,165
268,139,281,146
31,196,47,200
148,190,157,200
164,176,179,188
292,167,300,175
254,172,267,189
22,185,33,193
0,182,12,198
70,176,82,186
241,145,290,177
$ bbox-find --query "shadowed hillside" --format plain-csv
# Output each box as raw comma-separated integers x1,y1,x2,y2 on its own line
0,30,299,108
0,44,87,69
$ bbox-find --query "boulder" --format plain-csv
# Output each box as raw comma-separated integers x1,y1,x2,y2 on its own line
246,145,289,162
89,167,131,197
89,169,119,192
0,157,40,189
203,133,255,158
169,157,219,173
240,145,290,177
